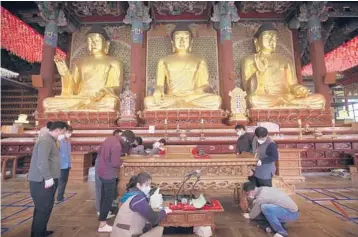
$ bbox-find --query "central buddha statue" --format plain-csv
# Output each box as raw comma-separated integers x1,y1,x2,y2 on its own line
241,23,326,109
144,30,222,110
43,26,123,112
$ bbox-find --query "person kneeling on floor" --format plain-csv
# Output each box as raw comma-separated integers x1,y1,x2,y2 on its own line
111,172,172,237
242,182,299,237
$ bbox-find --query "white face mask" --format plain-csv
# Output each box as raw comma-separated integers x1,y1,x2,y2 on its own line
140,185,151,196
257,139,266,144
65,133,72,138
58,134,65,140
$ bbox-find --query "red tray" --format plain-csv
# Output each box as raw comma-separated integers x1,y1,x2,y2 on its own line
169,199,222,211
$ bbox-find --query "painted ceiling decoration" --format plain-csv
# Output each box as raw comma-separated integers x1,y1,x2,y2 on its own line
67,1,123,17
151,1,208,16
240,1,293,14
0,67,19,79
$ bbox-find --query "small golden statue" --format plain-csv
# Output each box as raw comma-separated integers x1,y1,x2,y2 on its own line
241,23,325,109
144,30,222,110
43,26,123,112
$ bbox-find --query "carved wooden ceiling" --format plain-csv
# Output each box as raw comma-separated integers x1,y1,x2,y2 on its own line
1,1,358,84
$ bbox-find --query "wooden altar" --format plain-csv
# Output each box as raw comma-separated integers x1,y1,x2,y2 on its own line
118,152,296,196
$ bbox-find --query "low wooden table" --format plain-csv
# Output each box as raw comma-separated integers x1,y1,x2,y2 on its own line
160,201,224,231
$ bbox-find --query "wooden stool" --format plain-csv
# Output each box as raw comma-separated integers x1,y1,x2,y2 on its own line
1,156,20,181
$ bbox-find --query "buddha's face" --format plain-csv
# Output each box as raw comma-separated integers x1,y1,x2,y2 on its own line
87,33,109,55
255,30,277,53
172,31,191,52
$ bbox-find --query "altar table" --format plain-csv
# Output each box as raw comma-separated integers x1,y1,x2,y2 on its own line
118,153,257,196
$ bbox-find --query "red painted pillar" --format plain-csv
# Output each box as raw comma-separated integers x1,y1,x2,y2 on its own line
306,4,331,109
130,40,145,113
36,22,57,113
217,33,235,111
292,30,303,85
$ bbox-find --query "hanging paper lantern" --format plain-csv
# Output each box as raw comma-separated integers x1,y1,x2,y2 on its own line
1,6,66,63
302,36,358,76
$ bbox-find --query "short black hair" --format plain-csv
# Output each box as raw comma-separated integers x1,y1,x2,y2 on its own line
243,182,256,192
46,121,53,129
255,126,268,138
135,137,143,145
112,129,123,136
122,130,136,143
158,138,167,145
235,124,246,130
49,121,68,131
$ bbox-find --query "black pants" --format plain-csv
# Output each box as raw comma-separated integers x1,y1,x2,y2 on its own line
30,179,58,237
57,168,70,201
99,177,116,221
255,177,272,187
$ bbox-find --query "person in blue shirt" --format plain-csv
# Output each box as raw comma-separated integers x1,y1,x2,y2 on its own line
57,126,73,202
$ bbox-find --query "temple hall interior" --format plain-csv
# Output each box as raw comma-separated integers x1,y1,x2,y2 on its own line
1,1,358,237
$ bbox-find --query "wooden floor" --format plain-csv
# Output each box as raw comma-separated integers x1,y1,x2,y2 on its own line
2,175,358,237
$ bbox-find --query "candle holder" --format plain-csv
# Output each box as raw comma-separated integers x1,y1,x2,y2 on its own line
298,119,303,140
164,118,168,139
176,122,180,133
332,118,337,138
200,118,205,141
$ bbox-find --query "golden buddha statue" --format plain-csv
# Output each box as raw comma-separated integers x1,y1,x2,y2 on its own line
144,30,222,110
241,23,325,109
43,26,123,112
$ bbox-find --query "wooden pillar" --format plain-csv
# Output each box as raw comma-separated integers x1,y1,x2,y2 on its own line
217,33,235,111
292,30,303,84
307,7,331,109
125,2,150,114
36,22,57,113
213,2,239,112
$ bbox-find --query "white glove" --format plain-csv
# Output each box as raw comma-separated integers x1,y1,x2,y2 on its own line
257,160,262,166
243,213,250,219
164,207,172,214
44,178,54,188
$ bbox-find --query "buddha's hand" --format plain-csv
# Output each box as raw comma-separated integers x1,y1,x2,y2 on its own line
91,89,106,102
54,58,70,77
153,90,163,104
291,85,310,98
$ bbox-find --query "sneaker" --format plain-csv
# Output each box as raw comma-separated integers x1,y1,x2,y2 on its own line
265,227,272,233
98,224,112,233
273,233,284,237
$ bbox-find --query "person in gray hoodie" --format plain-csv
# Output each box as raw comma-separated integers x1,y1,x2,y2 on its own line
243,182,299,237
252,126,278,187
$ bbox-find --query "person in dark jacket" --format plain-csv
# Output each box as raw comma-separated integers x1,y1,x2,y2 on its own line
28,121,68,237
235,124,253,155
97,130,136,233
111,172,172,237
252,127,278,187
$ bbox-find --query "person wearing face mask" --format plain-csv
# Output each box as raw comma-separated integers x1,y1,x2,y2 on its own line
252,127,278,187
56,126,73,203
149,138,166,155
130,137,146,155
235,124,253,155
112,172,171,237
97,129,136,233
242,182,299,237
28,121,68,237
